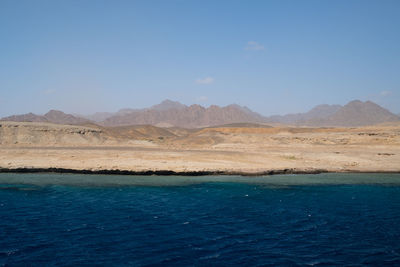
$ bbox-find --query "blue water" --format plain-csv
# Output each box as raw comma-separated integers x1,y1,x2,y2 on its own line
1,173,400,266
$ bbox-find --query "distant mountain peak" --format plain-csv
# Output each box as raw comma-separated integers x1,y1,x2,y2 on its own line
226,104,254,114
45,109,65,116
347,99,363,105
160,99,181,105
265,103,342,124
1,110,89,125
150,100,187,111
101,101,265,128
2,99,398,128
310,100,400,127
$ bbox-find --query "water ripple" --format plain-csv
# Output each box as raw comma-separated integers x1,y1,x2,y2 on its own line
1,173,400,265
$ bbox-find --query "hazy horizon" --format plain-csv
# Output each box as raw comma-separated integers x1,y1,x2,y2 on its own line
1,98,398,118
1,0,399,117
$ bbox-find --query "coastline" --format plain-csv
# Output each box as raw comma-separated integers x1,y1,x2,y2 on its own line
1,122,400,177
1,167,400,176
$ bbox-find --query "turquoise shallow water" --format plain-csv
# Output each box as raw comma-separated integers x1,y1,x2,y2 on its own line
1,173,400,266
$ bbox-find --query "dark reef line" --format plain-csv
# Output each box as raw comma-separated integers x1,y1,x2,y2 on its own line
0,167,328,176
0,167,399,176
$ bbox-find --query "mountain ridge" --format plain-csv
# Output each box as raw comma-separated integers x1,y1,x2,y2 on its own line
308,100,400,127
1,110,89,125
266,104,343,125
101,103,267,128
2,100,399,128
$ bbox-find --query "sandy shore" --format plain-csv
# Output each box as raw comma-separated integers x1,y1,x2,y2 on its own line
0,121,399,175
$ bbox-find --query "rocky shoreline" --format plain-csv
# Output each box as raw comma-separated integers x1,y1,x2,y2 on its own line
1,167,400,177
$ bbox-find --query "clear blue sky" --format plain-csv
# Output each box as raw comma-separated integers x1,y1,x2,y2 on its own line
1,0,399,117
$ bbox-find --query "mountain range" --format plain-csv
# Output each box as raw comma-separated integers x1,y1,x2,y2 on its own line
1,100,399,128
1,110,89,125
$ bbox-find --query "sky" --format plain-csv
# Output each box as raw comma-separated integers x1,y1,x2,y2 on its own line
0,0,399,117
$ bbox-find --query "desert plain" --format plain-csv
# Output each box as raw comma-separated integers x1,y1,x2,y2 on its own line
0,121,399,175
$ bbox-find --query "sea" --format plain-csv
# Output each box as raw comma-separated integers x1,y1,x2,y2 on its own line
1,173,400,266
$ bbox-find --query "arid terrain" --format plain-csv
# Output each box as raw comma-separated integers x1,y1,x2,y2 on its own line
1,121,399,175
